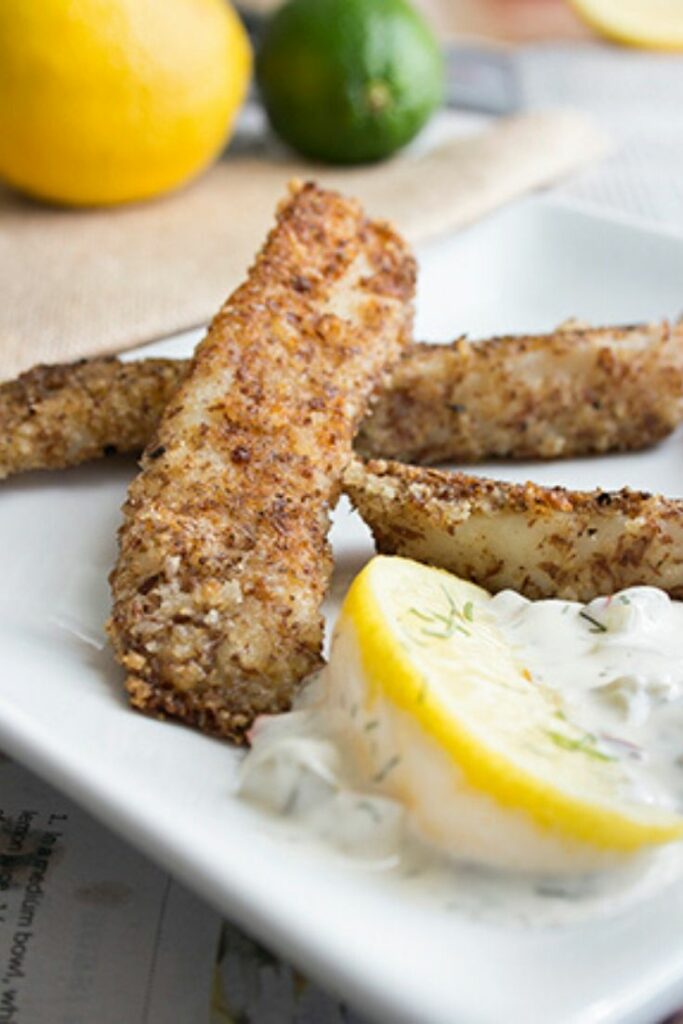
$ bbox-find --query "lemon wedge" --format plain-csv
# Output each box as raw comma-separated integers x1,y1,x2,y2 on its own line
326,556,683,871
569,0,683,50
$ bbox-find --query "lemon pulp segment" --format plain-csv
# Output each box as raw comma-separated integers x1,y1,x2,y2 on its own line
341,556,683,853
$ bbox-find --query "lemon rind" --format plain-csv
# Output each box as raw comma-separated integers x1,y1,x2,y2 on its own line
345,556,683,853
569,0,683,51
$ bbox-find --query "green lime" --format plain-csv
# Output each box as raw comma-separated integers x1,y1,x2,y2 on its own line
256,0,444,165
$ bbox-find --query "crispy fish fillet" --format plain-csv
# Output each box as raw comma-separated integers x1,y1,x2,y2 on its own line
2,321,682,481
345,458,683,602
0,357,186,479
108,183,415,741
358,320,683,464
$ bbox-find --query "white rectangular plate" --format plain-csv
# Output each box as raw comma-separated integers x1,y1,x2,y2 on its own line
2,199,683,1024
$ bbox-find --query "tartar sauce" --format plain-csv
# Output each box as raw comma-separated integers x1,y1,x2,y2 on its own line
238,586,683,918
492,586,683,811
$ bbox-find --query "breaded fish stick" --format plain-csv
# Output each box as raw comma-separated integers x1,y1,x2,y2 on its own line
0,357,186,480
108,183,415,741
3,321,682,480
358,320,683,464
345,458,683,602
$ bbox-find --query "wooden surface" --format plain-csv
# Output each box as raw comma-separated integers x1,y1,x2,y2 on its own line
419,0,591,43
241,0,593,44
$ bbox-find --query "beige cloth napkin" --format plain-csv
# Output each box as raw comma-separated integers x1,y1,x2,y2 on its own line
0,109,605,379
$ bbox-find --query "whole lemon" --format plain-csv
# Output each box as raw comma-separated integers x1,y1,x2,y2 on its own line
0,0,252,206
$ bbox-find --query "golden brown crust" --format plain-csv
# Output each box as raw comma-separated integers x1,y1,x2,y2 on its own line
359,321,683,464
345,458,683,601
107,182,415,742
0,357,186,479
4,322,682,481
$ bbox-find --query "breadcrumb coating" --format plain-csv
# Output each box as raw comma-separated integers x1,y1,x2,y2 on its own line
0,357,185,479
2,321,681,480
345,458,683,602
358,320,683,464
107,182,415,741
